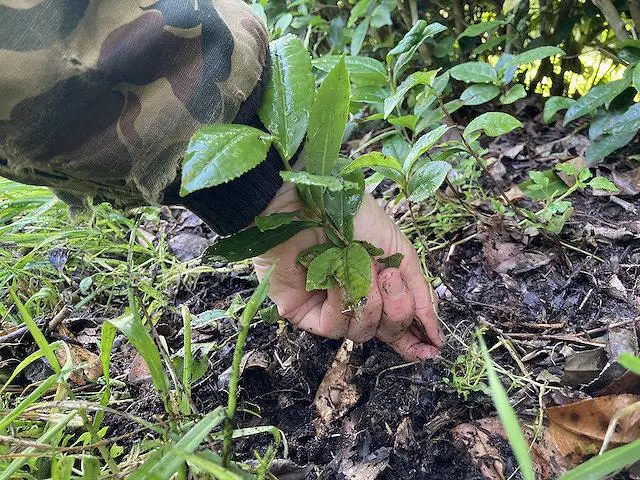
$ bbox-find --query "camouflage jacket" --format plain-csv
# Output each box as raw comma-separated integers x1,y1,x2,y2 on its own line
0,0,286,235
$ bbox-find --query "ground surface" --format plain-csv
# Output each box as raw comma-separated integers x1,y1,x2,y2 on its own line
1,103,639,478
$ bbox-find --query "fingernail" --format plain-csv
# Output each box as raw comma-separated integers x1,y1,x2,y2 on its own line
382,271,405,298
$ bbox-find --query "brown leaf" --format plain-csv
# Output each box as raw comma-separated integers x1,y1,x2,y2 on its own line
612,167,640,196
128,352,152,385
483,240,551,274
55,342,102,385
546,394,640,445
314,339,360,425
556,156,588,187
453,417,573,480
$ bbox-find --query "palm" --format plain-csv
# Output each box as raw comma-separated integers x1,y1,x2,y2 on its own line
253,183,443,361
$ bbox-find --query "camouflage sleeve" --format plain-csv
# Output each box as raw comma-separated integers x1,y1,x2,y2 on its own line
0,0,286,235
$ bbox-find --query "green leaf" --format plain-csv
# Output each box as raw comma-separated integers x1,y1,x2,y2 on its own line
297,244,334,268
304,55,351,207
306,247,342,291
586,131,636,165
203,221,319,263
130,408,226,480
499,84,526,104
255,211,300,232
313,55,387,86
559,439,640,480
503,46,565,70
474,34,511,55
588,176,619,191
388,20,447,60
371,4,392,27
355,240,385,256
407,161,452,202
634,63,640,92
564,74,633,125
478,332,536,480
260,304,281,326
108,313,169,395
389,115,418,130
280,171,349,191
459,20,504,39
383,135,412,163
348,0,369,26
341,152,403,175
387,20,447,78
607,103,640,136
351,85,390,104
384,70,439,118
464,112,522,137
460,84,501,105
519,170,568,200
324,168,364,243
334,243,372,304
618,352,640,375
377,253,404,268
448,62,497,83
543,96,576,124
258,34,314,161
181,125,272,196
502,0,521,13
351,18,369,57
404,125,451,172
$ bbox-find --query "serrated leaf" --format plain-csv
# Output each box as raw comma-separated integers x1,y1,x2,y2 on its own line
586,131,636,165
464,112,522,137
260,304,281,326
304,56,351,208
499,84,526,104
384,70,439,119
388,20,447,59
313,55,387,86
181,125,272,196
382,135,412,163
449,62,497,83
564,73,632,125
258,34,314,161
543,96,576,124
460,84,501,105
377,253,404,268
324,167,365,242
341,152,403,175
351,18,370,56
458,20,504,39
306,247,342,291
280,171,349,191
407,161,452,202
356,240,385,256
589,176,619,191
255,211,300,231
404,125,452,172
334,243,372,304
204,221,318,263
607,103,640,136
387,20,447,79
297,244,334,268
503,46,565,70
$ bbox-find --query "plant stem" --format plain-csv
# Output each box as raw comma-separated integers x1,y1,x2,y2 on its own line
434,94,535,222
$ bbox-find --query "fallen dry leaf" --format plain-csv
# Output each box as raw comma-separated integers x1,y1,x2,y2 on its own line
314,339,360,425
612,167,640,196
452,417,573,480
483,239,551,274
55,342,102,385
546,394,640,451
606,274,628,301
128,352,152,385
394,417,415,450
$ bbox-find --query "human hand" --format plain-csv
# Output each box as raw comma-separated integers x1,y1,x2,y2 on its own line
253,182,444,361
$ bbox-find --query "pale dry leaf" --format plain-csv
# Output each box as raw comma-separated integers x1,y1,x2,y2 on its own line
314,339,360,424
612,167,640,196
128,352,152,385
606,274,627,301
55,342,102,385
546,394,640,445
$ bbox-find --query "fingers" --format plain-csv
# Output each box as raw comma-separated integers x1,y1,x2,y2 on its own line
400,251,445,348
375,268,414,343
387,329,440,361
285,261,382,343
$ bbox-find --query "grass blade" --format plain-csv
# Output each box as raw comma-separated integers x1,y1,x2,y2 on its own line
560,439,640,480
477,330,535,480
